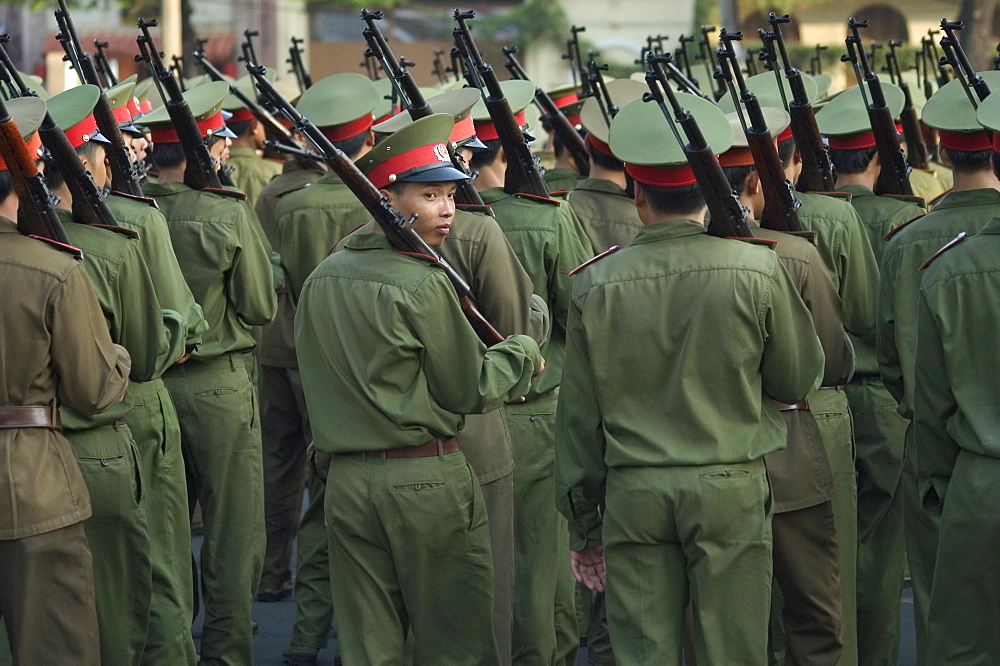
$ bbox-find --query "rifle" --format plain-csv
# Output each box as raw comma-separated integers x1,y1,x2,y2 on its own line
447,47,463,83
567,25,591,98
678,34,699,88
718,29,802,232
135,18,222,190
93,39,117,87
172,55,186,86
361,9,485,206
995,42,1000,71
54,1,144,197
453,10,550,198
503,45,589,176
0,95,75,250
926,29,952,86
247,63,505,346
288,36,313,91
758,30,786,107
918,39,936,100
887,40,929,169
745,47,759,77
242,29,259,67
263,139,321,163
845,18,913,196
432,49,448,85
768,14,836,192
644,52,753,239
587,61,620,127
697,25,725,100
939,19,991,103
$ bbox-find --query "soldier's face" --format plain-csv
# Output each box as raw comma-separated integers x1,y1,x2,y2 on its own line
383,181,457,247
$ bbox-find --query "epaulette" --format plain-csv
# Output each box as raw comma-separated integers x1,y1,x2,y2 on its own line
735,237,778,250
276,182,313,199
110,191,160,209
90,224,140,240
514,192,561,206
202,187,248,201
929,188,952,210
786,230,819,246
882,193,926,209
920,232,967,270
28,235,83,260
883,214,925,242
396,250,441,264
265,157,284,164
548,190,570,197
569,245,619,276
812,191,853,202
456,203,495,217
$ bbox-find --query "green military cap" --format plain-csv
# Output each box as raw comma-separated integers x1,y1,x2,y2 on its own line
471,79,536,142
580,79,647,152
0,73,49,101
545,82,585,126
974,88,1000,155
372,77,401,124
296,73,378,143
357,113,468,189
47,85,110,148
374,87,486,149
105,76,142,134
815,82,905,150
0,97,47,171
812,73,832,98
609,94,732,186
719,107,791,167
719,71,819,114
183,73,212,89
134,77,157,114
924,70,1000,154
140,80,236,144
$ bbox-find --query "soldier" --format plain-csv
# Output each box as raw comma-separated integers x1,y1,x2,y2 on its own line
222,74,283,205
910,91,1000,665
0,95,130,665
566,79,644,255
555,95,824,664
142,81,277,664
541,83,586,193
469,78,593,664
295,113,543,665
101,76,208,664
876,69,1000,662
721,107,853,664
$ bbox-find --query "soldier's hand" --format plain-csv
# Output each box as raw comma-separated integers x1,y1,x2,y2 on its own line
531,356,546,381
570,545,606,592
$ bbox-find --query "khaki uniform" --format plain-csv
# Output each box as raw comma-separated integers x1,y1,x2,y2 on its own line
144,181,277,664
295,229,542,665
908,167,949,206
877,187,1000,660
226,145,283,206
556,219,824,664
544,167,584,194
566,178,642,255
912,217,1000,664
0,217,130,665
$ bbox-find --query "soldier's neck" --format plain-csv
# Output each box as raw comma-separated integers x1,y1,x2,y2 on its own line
1,195,18,221
157,166,186,184
836,172,877,191
588,164,626,189
473,162,505,190
51,184,73,212
951,169,1000,194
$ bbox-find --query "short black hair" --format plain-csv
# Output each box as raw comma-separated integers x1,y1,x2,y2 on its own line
151,142,185,169
829,146,878,175
777,137,795,168
588,142,624,172
992,152,1000,179
943,148,993,176
227,118,254,138
43,141,105,191
721,164,755,196
0,170,13,203
335,132,369,160
469,138,503,170
642,181,705,216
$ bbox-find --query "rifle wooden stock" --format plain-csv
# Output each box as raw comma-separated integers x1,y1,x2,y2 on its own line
248,63,504,346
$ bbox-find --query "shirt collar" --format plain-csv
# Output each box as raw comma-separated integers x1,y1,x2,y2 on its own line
0,215,16,233
630,218,707,244
933,187,1000,210
838,183,876,198
478,187,508,204
574,178,631,198
343,225,393,251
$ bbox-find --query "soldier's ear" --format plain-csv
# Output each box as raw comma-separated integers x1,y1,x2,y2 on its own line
365,130,376,149
746,171,762,195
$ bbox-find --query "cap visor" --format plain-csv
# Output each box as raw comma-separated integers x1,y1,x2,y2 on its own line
213,125,237,139
90,131,111,144
119,122,143,134
460,136,488,150
399,164,470,183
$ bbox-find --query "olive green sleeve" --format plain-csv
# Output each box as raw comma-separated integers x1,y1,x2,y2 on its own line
468,216,539,338
228,203,278,327
800,245,854,387
549,206,594,334
876,243,905,404
838,209,880,338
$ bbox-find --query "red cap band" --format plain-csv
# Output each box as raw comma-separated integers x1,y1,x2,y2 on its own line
65,114,101,148
366,142,452,189
321,114,374,143
475,110,527,142
139,99,152,115
939,130,993,153
450,116,476,144
278,117,293,130
566,113,582,128
551,93,578,108
777,126,793,142
150,110,227,144
626,162,698,187
829,131,877,150
0,132,43,172
228,108,255,124
113,104,132,124
126,97,141,119
994,132,1000,154
585,133,615,158
719,147,756,167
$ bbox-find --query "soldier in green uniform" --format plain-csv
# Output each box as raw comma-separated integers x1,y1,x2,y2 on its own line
470,78,593,664
0,96,131,665
222,74,283,205
142,81,278,664
565,79,644,255
44,84,189,665
555,95,824,664
876,70,1000,662
541,83,586,193
99,77,208,664
721,107,853,664
909,93,1000,664
295,113,543,665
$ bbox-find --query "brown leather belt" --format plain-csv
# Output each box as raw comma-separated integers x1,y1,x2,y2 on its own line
350,437,461,459
0,405,62,430
774,401,810,412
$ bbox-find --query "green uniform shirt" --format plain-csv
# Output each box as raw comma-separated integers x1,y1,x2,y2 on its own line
909,167,949,206
878,188,1000,420
566,178,643,255
106,192,208,348
913,216,1000,507
295,229,541,455
144,182,277,360
543,167,583,194
255,161,326,368
227,145,283,206
479,187,593,399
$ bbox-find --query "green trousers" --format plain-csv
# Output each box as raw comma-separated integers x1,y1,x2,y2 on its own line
847,378,907,666
68,421,152,666
507,390,577,664
925,450,1000,664
259,365,310,594
128,379,197,664
603,460,773,665
811,386,857,665
902,423,939,665
325,451,499,665
164,352,264,665
0,523,100,665
287,469,334,653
